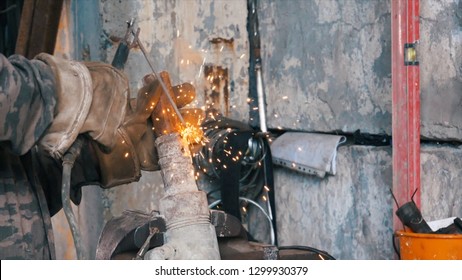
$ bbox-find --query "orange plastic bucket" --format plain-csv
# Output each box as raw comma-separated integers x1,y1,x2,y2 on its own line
395,230,462,260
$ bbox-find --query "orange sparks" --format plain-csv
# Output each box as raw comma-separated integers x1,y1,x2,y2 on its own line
179,123,205,145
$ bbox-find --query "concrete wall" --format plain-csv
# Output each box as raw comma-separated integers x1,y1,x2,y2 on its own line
275,146,394,259
275,145,462,259
420,0,462,140
260,0,392,134
259,0,462,140
258,0,462,259
54,0,462,259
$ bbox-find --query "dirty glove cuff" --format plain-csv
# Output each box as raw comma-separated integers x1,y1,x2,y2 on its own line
35,53,93,158
35,54,129,159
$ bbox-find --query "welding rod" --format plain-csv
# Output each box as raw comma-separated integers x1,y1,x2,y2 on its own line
133,30,186,126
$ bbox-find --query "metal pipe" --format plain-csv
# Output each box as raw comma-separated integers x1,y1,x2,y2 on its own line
256,64,267,133
249,0,274,241
145,133,220,260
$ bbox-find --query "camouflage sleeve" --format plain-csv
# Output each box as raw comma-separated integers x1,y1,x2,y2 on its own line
0,54,57,155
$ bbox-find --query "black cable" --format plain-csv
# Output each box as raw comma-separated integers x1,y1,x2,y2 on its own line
278,245,336,260
196,115,276,243
62,136,86,260
219,130,254,221
0,4,17,14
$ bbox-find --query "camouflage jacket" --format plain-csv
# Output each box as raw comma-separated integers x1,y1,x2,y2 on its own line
0,54,100,259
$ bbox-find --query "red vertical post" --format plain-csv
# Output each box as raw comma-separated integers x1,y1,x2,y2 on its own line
391,0,421,232
407,0,421,208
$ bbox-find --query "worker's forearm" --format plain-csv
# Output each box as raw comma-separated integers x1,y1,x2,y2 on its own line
0,54,57,155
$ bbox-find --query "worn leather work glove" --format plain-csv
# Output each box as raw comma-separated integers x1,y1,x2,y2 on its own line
85,62,160,187
95,71,205,188
93,73,204,187
146,72,205,142
35,53,202,188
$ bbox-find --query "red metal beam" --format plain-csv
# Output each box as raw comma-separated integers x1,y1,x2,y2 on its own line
391,0,421,232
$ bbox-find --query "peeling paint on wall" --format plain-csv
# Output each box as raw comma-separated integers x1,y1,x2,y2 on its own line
259,0,392,135
259,0,462,141
204,64,229,116
420,0,462,140
100,0,248,122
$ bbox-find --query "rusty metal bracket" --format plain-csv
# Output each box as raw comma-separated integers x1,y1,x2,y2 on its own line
95,210,165,260
97,209,332,260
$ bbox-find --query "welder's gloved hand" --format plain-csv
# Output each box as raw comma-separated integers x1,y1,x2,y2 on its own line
35,53,202,188
88,70,164,188
146,72,205,143
93,73,203,187
35,53,160,188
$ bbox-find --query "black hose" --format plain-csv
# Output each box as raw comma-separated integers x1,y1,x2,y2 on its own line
61,137,86,260
278,245,336,260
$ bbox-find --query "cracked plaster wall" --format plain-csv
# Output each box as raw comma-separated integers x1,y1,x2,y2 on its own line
256,0,462,259
260,0,392,134
260,0,462,141
100,0,249,122
274,144,462,259
420,0,462,140
93,0,462,260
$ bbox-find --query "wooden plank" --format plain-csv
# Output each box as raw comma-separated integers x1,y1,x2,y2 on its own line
15,0,63,58
15,0,35,56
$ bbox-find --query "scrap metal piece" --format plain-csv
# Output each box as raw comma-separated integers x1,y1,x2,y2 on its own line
97,208,329,260
271,132,346,177
278,247,330,260
210,209,327,260
210,210,244,238
134,226,159,260
95,210,165,260
218,238,278,260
